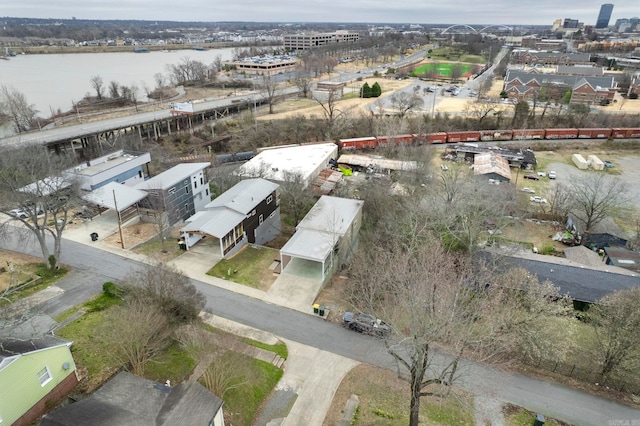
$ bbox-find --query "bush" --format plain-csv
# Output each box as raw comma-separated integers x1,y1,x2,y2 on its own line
102,282,123,298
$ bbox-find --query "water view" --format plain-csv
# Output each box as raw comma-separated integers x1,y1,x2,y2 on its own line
0,47,235,117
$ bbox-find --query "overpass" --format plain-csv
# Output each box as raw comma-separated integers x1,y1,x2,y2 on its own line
0,87,299,158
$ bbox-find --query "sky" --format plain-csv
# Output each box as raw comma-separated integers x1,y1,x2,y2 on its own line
2,1,638,26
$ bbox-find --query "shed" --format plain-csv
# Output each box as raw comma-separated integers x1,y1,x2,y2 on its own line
473,152,512,182
572,153,588,169
587,154,605,171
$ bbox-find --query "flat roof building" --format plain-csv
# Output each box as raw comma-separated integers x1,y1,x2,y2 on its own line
283,30,359,51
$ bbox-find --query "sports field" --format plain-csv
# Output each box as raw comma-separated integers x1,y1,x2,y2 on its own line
411,62,478,78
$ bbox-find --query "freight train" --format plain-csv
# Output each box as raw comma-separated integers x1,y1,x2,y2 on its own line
337,127,640,151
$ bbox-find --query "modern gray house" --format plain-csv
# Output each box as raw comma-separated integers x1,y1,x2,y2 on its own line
136,162,211,226
67,150,151,191
280,195,364,281
181,178,280,258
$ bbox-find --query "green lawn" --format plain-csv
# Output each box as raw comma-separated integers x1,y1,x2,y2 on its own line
56,308,121,392
207,245,278,288
213,355,283,426
144,340,196,384
0,263,68,306
411,62,478,79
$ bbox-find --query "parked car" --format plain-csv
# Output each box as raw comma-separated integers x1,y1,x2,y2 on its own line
521,187,535,193
8,207,44,219
530,196,548,204
548,171,556,179
343,312,391,337
440,164,449,171
523,174,540,181
604,161,614,168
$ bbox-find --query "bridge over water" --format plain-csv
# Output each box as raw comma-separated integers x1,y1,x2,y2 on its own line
0,87,298,158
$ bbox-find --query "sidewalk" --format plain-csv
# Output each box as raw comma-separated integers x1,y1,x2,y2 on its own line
200,313,358,426
64,215,323,314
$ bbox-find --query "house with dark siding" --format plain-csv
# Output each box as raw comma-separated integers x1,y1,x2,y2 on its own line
181,178,280,258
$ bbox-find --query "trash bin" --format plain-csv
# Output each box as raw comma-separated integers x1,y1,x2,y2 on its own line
319,306,325,317
534,414,545,426
90,232,99,242
313,304,320,314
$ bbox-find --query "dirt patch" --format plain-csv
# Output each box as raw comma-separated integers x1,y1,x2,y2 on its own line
0,250,43,292
103,221,159,250
314,275,351,325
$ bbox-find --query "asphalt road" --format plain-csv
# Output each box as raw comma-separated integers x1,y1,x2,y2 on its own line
4,227,640,425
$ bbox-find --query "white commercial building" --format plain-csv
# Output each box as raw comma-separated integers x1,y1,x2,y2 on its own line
236,143,338,188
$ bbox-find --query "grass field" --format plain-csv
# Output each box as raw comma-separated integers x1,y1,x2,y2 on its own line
411,62,478,79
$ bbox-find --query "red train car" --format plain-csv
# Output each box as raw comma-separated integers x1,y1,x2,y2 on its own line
426,132,448,144
339,137,377,150
377,134,415,147
544,128,578,139
480,130,513,141
513,129,545,140
612,128,640,139
446,131,480,143
577,128,612,139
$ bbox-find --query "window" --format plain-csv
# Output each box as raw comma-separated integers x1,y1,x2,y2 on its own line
194,181,198,189
259,214,263,225
38,366,52,386
168,187,176,195
200,177,204,185
266,195,273,204
185,186,189,194
206,189,209,196
138,170,142,178
269,211,276,218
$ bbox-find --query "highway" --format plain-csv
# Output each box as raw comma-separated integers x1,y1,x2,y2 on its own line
0,87,299,150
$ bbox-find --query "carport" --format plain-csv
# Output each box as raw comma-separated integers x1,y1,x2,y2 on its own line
180,209,247,258
82,182,148,247
279,229,335,281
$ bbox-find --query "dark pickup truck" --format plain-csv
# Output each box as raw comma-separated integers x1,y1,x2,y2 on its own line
342,312,391,337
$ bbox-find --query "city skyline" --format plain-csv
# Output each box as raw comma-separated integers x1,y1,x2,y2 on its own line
2,0,638,26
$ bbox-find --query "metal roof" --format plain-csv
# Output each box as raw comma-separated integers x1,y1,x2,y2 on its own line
280,229,334,262
181,208,245,238
205,178,278,214
136,162,210,190
338,154,418,171
297,195,363,236
83,182,148,212
237,143,337,183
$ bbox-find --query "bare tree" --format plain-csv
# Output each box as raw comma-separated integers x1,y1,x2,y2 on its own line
176,325,248,397
569,174,630,234
108,80,120,99
313,88,346,139
464,97,497,129
0,85,38,133
544,182,572,221
588,287,640,379
123,262,205,324
0,146,79,269
388,92,424,120
347,240,570,426
90,75,104,100
104,298,171,375
261,74,279,114
292,68,312,98
278,171,316,227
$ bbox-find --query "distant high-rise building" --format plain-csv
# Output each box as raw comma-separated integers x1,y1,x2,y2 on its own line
563,18,580,29
596,4,614,29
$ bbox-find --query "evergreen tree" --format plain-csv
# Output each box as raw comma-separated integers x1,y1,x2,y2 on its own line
371,82,382,97
361,82,372,98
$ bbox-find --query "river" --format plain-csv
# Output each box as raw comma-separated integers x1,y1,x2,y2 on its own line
0,47,236,116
